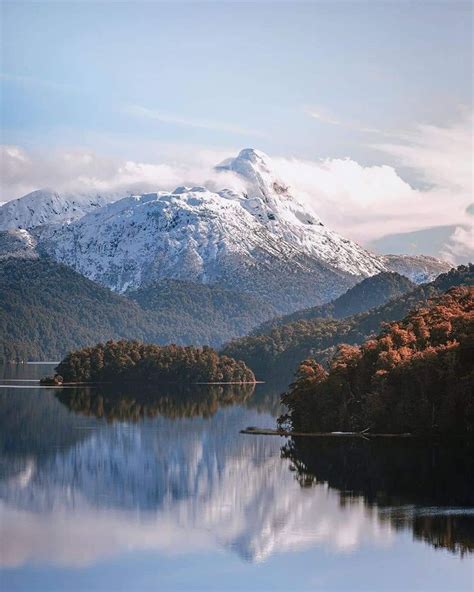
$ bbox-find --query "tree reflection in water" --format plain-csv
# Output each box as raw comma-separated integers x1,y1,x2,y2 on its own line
282,437,474,556
56,383,256,422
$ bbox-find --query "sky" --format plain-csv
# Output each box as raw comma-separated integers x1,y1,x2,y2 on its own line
0,0,472,262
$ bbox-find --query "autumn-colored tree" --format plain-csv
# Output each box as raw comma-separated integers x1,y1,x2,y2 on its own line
281,287,474,436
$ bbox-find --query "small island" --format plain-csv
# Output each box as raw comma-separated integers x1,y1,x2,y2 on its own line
39,374,64,386
52,340,256,384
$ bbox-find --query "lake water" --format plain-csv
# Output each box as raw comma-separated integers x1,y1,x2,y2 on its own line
0,363,472,591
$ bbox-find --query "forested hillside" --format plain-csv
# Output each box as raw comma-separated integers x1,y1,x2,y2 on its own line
222,265,473,381
254,272,415,334
128,279,277,341
280,287,474,436
0,258,163,362
0,259,276,362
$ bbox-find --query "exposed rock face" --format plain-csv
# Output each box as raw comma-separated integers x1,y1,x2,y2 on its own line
0,229,38,260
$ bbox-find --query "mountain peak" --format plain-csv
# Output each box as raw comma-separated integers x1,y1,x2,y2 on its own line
216,148,328,233
215,148,278,198
236,148,270,163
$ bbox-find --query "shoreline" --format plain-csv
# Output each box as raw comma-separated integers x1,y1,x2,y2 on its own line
39,380,263,387
240,427,414,438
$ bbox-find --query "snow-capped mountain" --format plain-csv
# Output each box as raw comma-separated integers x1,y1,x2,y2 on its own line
38,185,357,309
34,149,449,311
0,189,116,231
3,149,450,311
379,254,452,284
216,149,387,275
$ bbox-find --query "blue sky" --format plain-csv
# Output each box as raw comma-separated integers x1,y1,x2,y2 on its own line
1,1,472,261
2,0,471,159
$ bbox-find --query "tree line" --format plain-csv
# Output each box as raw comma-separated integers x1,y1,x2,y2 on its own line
0,258,277,363
254,271,415,334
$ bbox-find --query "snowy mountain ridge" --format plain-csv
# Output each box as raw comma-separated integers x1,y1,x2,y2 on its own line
0,149,451,311
0,188,117,231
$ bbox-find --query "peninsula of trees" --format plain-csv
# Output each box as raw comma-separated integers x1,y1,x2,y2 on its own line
280,287,473,436
55,340,256,384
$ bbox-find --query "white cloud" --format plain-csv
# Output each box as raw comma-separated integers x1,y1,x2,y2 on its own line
439,205,474,264
304,106,342,126
125,104,266,137
278,110,473,258
271,154,470,246
373,110,473,193
440,225,474,265
0,144,246,201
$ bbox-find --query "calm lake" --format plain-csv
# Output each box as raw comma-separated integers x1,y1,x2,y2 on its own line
0,363,472,591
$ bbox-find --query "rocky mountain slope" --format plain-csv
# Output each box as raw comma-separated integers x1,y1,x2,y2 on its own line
0,229,38,260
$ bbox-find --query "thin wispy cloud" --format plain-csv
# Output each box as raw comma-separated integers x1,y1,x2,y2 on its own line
304,106,342,126
304,106,381,134
372,111,474,193
126,105,265,138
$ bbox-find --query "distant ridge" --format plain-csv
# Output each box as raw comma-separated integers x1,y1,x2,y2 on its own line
253,271,416,334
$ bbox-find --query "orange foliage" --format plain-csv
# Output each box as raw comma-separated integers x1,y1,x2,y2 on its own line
282,287,474,435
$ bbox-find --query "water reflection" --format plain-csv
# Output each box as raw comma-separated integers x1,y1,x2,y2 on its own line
56,383,256,421
0,367,472,578
283,437,474,556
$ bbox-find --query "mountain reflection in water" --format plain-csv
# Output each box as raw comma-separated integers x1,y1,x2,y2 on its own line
0,368,473,581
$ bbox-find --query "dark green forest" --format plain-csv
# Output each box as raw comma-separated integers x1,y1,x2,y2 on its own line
222,265,474,381
280,287,473,436
0,258,277,362
56,339,256,384
129,279,277,340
